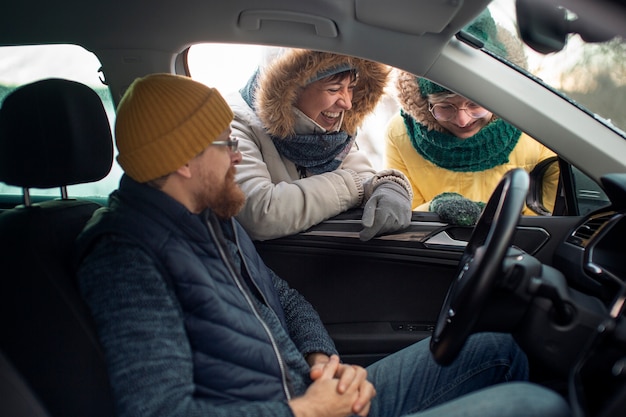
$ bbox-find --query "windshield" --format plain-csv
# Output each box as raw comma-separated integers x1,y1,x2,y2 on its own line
479,0,626,135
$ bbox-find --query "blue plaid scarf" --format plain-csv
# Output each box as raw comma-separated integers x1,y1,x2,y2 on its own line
271,133,355,176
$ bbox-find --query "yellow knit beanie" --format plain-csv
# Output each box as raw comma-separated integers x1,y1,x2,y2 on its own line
115,73,234,183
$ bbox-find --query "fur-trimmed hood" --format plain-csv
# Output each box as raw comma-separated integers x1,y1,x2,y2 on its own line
251,49,390,138
395,20,527,133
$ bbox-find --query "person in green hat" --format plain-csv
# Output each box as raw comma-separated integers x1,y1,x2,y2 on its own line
384,12,559,226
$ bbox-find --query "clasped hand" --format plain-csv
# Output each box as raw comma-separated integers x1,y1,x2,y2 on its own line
289,354,376,417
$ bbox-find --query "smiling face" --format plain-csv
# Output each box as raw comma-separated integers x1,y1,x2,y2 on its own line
294,71,357,131
430,94,493,139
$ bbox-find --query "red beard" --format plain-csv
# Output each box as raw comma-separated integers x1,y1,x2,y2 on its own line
210,166,246,219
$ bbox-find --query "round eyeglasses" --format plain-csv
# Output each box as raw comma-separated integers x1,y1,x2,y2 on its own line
211,138,239,153
428,103,490,122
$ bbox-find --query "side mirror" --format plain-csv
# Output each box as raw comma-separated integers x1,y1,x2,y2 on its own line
527,156,561,216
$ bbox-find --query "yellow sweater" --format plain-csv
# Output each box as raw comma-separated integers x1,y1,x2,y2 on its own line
385,113,558,214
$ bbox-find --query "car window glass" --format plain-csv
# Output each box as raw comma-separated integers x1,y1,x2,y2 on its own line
572,166,611,215
488,1,626,135
186,2,622,217
0,44,122,199
186,43,561,216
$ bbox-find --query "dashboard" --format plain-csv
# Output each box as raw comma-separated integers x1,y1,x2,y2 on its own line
551,174,626,417
557,210,626,308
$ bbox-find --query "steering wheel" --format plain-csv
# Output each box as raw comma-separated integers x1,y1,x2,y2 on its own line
430,168,530,365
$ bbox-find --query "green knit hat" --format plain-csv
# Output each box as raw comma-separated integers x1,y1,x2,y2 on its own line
418,8,504,98
418,78,452,98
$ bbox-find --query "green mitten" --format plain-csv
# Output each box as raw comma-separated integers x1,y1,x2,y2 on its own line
429,192,484,226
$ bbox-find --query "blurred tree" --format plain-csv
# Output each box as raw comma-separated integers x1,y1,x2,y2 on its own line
561,39,626,132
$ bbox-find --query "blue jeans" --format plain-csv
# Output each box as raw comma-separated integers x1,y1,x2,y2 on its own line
366,333,570,417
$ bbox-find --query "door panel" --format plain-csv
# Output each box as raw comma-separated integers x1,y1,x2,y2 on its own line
255,209,581,366
255,227,457,365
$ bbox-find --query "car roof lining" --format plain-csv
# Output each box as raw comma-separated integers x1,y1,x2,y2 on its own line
0,0,491,76
355,0,465,35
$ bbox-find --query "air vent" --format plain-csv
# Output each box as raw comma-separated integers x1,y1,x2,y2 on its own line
567,212,615,247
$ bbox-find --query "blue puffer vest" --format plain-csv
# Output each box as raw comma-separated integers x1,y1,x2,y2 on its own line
75,175,294,403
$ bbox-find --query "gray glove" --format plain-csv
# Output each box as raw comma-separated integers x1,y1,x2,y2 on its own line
429,192,485,226
360,181,412,241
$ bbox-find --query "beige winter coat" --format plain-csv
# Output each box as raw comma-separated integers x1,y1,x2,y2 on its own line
230,49,393,240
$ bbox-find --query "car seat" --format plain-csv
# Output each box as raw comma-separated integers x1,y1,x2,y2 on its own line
0,348,51,417
0,79,116,417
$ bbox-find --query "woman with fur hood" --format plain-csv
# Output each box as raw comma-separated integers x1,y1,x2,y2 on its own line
228,48,413,241
385,11,558,226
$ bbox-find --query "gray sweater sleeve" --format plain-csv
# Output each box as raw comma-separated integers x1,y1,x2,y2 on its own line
270,269,338,358
77,236,295,417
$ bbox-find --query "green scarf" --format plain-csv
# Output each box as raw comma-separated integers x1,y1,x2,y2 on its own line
401,110,522,172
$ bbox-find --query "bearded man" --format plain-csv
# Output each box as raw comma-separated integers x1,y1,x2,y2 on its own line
74,74,569,417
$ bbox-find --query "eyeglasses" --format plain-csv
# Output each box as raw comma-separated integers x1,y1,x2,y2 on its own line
212,138,239,153
428,102,490,122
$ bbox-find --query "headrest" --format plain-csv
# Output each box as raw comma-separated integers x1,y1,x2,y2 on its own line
0,78,113,188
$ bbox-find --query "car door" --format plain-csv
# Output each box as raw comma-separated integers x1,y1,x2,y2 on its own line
255,188,584,366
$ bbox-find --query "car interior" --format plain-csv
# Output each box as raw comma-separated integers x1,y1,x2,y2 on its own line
1,1,626,417
0,79,115,417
